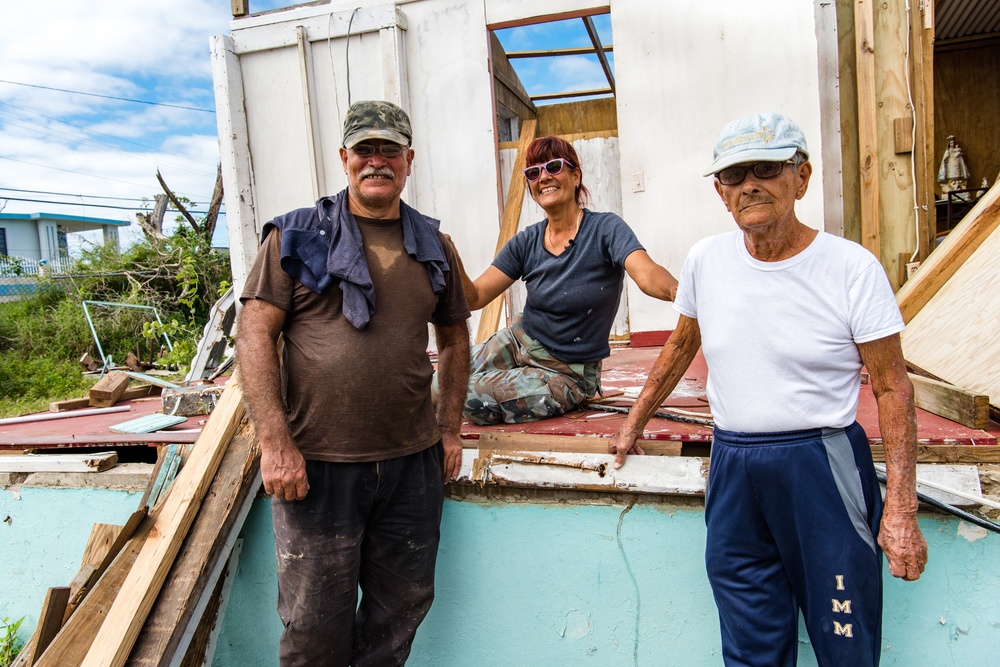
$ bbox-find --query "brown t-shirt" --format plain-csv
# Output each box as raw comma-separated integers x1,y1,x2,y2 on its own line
241,219,470,462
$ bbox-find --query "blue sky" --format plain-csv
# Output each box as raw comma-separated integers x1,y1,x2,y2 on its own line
0,2,612,252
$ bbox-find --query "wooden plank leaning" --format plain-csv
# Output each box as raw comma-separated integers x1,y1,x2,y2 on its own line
475,118,538,345
127,417,261,665
78,373,246,667
896,180,1000,323
10,521,125,667
33,512,157,667
23,587,71,666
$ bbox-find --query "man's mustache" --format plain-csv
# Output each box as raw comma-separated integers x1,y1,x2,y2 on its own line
361,168,395,180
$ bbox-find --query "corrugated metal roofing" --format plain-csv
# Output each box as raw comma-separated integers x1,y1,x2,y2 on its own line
936,0,1000,42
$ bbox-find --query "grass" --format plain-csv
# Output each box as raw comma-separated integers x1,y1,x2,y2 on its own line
0,616,24,667
0,232,229,419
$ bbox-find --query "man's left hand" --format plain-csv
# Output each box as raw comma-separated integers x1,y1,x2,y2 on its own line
441,431,463,483
878,508,928,581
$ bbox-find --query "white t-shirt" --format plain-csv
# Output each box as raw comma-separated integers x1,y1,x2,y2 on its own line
674,230,904,432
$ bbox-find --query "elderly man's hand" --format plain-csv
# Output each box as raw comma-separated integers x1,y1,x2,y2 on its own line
878,507,927,581
609,432,645,469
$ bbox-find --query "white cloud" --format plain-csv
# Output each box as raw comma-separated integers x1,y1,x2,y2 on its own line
0,0,239,246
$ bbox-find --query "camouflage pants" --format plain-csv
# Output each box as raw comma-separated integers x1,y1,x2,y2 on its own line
464,320,601,425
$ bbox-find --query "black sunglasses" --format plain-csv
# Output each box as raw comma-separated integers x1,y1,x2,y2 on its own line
523,158,575,182
717,160,795,186
350,143,407,158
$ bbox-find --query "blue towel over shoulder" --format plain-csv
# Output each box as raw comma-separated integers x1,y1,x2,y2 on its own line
261,188,449,329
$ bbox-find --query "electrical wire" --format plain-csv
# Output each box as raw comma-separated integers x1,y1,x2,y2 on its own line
0,194,223,215
875,471,1000,535
345,7,360,106
0,100,216,171
0,187,150,201
904,0,922,263
0,78,214,113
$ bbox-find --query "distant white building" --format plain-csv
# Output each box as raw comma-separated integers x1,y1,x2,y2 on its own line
0,211,130,267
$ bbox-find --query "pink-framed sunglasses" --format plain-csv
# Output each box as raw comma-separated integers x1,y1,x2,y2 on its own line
523,158,575,182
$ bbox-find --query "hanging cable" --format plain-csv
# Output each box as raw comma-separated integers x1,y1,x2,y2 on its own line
904,0,922,263
345,7,360,106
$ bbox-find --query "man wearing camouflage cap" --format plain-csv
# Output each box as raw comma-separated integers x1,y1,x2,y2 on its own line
610,112,927,666
237,100,470,666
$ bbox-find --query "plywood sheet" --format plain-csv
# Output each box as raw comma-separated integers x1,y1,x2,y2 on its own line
902,222,1000,406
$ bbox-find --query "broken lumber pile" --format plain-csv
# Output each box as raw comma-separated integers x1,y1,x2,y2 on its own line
50,385,160,413
89,372,131,408
22,373,262,667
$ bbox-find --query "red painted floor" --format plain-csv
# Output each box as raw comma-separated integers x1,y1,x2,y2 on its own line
2,345,997,450
459,345,1000,446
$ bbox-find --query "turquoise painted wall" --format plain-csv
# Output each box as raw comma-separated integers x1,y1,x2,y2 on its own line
0,487,141,640
1,487,997,666
213,498,1000,667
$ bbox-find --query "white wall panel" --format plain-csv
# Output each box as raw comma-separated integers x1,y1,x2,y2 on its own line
218,0,826,337
612,0,824,333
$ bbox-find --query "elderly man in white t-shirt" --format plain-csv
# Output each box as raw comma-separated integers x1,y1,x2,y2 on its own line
610,112,927,667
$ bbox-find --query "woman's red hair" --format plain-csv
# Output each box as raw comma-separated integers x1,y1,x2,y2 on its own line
524,135,590,207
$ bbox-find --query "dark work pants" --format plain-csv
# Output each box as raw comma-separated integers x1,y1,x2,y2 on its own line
271,442,444,667
705,423,884,667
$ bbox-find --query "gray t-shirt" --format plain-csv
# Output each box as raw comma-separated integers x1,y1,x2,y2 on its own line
492,209,643,363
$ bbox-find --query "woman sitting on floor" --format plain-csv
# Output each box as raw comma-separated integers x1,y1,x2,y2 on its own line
447,135,678,425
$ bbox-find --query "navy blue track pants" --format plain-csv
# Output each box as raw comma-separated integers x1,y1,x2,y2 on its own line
705,423,884,667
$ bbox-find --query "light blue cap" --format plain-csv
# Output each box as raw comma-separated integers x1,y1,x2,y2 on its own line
704,112,809,177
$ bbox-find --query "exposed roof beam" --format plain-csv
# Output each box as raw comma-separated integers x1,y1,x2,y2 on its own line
507,45,614,59
529,88,613,102
582,15,615,94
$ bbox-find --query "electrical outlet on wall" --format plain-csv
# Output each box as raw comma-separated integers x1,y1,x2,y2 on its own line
631,171,645,193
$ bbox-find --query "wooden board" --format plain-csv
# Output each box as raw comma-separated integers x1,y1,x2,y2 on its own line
89,372,131,408
24,587,71,666
80,376,246,667
176,540,244,667
477,432,681,457
0,452,117,474
50,386,159,413
536,97,617,137
901,219,1000,408
896,180,1000,322
81,524,123,571
910,374,989,430
33,513,157,667
869,444,1000,464
1,433,200,448
854,0,881,258
128,418,260,666
462,448,707,496
476,118,537,345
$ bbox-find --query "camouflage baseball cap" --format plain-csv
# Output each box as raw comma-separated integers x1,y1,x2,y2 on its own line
342,100,412,148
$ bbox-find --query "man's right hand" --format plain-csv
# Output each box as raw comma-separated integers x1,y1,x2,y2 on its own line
261,440,310,501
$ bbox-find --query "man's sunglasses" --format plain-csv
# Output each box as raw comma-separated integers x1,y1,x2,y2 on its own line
350,143,407,158
523,158,575,182
716,160,795,186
